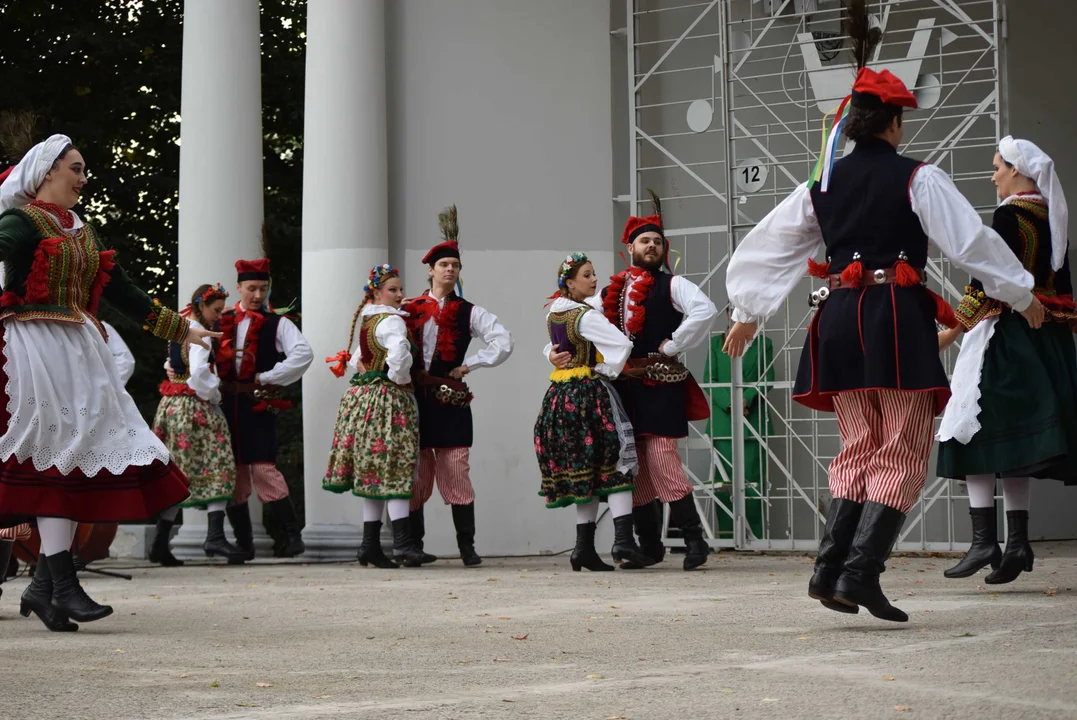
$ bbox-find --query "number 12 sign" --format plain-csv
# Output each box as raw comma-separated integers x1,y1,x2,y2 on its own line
734,159,768,194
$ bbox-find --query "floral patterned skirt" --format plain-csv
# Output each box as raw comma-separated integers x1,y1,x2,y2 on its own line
151,395,236,508
533,373,636,508
322,373,418,499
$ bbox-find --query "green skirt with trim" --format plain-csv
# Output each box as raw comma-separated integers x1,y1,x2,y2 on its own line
937,314,1077,483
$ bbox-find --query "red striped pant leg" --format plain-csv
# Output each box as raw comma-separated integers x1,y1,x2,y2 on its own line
631,436,658,507
866,390,935,514
409,449,437,511
249,463,291,502
642,436,693,503
232,464,254,505
435,447,475,505
830,391,882,504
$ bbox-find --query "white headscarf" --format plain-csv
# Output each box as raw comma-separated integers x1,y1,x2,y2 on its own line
0,134,73,214
998,135,1069,271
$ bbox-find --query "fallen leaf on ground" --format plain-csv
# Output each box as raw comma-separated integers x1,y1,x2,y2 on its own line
315,695,330,699
210,682,219,688
256,682,273,688
762,698,779,702
487,578,499,582
179,674,189,678
512,634,529,640
1045,588,1058,597
720,688,734,694
493,658,509,662
609,605,621,609
498,616,511,620
895,706,911,712
949,632,975,638
503,699,515,703
883,676,895,681
796,636,810,641
115,649,126,654
586,674,604,679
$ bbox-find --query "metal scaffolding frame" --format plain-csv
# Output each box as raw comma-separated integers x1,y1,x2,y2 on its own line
622,0,1002,551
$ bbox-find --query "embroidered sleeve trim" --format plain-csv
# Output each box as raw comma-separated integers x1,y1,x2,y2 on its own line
144,299,190,344
955,285,1001,331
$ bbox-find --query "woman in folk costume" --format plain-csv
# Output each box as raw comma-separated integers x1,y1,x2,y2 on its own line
937,138,1077,584
323,264,427,568
534,254,655,571
150,283,246,566
723,1,1043,623
0,131,215,631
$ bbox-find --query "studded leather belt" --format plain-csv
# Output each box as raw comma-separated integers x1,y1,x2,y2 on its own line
827,269,926,290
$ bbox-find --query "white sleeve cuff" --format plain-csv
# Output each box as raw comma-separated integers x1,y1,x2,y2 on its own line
1010,292,1033,313
731,307,758,325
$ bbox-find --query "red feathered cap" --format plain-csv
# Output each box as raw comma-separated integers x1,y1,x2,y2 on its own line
421,240,460,266
851,68,918,110
621,214,663,246
236,258,270,282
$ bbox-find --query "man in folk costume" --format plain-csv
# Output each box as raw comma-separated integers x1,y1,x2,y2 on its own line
402,206,513,566
552,192,717,570
217,258,314,559
723,0,1044,622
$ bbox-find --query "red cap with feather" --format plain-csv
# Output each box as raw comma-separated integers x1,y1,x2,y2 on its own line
421,204,461,266
236,258,270,282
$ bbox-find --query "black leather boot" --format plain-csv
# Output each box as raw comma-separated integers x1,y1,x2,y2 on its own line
391,516,429,567
268,497,305,558
203,511,248,562
357,521,398,568
808,498,864,614
985,510,1034,585
226,502,255,562
19,554,78,632
944,506,1002,579
669,495,709,570
46,551,112,623
570,522,614,572
148,517,184,567
611,515,655,567
832,501,908,622
409,507,438,565
620,499,666,569
451,503,481,566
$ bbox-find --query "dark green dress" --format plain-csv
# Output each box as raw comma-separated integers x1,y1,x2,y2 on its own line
937,196,1077,483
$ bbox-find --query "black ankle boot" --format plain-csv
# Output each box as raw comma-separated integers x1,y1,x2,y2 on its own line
357,521,398,568
268,497,306,558
669,495,709,570
570,522,614,572
944,506,1002,579
808,498,863,614
148,517,184,567
46,551,112,623
832,501,908,622
19,554,78,632
409,507,438,565
203,511,248,562
620,500,665,570
985,510,1034,585
226,502,255,562
451,503,481,567
611,515,655,567
391,516,428,567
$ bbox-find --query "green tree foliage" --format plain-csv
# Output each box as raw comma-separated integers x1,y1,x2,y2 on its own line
0,0,308,521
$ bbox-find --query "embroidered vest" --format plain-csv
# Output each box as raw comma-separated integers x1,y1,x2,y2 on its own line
547,306,598,369
215,308,283,382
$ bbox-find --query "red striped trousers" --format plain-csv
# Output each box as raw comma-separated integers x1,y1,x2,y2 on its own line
232,463,291,504
631,436,694,506
409,448,475,510
830,389,935,514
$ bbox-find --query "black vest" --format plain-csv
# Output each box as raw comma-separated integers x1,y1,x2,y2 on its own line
169,342,189,377
418,295,475,449
810,137,929,273
604,271,689,438
219,309,285,464
792,139,949,412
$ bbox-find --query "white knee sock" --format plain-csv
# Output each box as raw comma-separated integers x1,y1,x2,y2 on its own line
576,499,600,525
206,500,227,514
965,474,997,508
37,517,77,557
160,505,180,522
607,491,634,519
1002,476,1031,511
387,498,410,521
363,499,386,523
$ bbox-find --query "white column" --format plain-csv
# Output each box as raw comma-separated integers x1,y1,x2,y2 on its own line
300,0,389,559
172,0,269,559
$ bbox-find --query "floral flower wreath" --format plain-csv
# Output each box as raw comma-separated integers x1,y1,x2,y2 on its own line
181,283,229,317
364,263,399,296
557,252,589,291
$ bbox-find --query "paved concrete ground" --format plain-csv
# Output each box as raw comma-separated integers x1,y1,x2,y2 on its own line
3,543,1077,720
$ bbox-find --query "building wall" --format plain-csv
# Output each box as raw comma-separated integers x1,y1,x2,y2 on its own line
386,0,615,555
